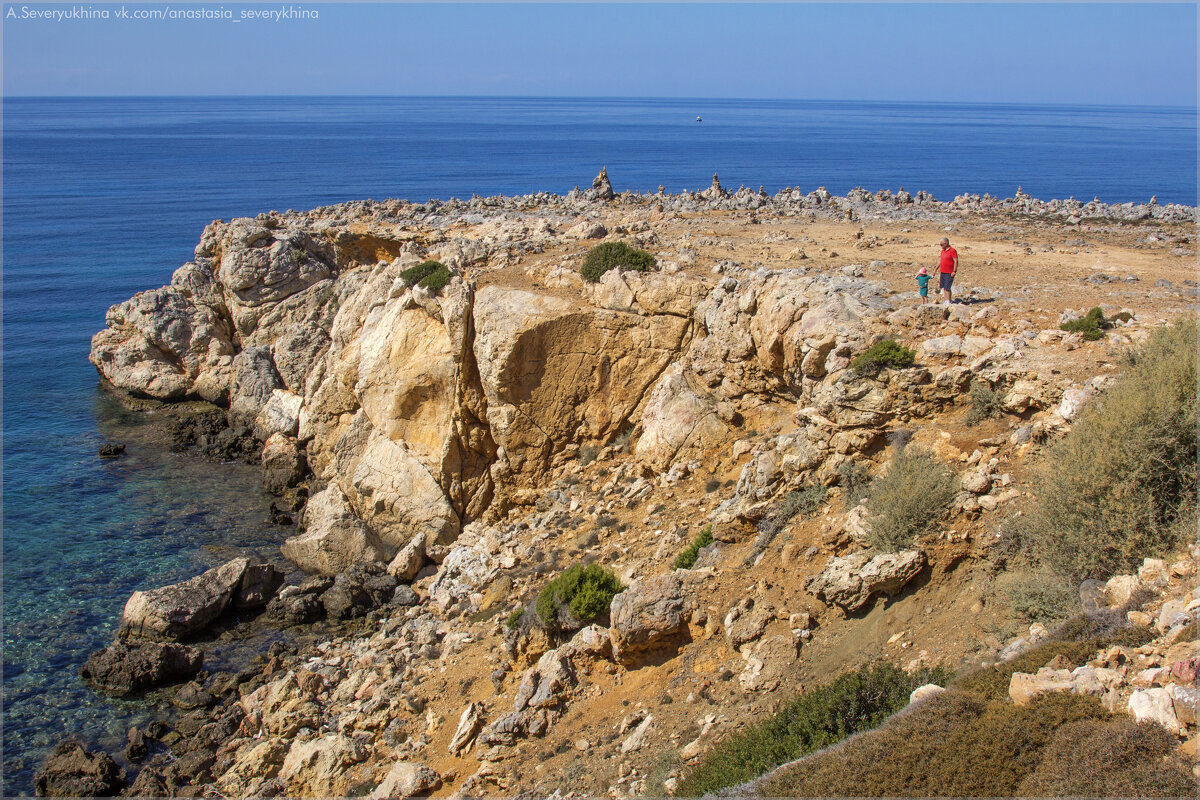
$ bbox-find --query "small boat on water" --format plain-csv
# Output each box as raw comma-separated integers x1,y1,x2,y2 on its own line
696,115,702,122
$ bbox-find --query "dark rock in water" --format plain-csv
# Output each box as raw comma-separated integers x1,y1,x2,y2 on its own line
265,576,332,625
171,681,217,710
98,443,126,459
320,563,398,620
233,562,285,610
34,741,125,797
267,502,294,526
124,727,149,763
164,405,260,463
124,766,167,798
81,640,203,697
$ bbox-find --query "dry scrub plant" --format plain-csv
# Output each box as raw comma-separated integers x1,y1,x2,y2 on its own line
864,446,956,551
1027,317,1197,581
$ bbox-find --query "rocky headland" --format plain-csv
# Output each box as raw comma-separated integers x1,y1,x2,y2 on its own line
54,173,1198,797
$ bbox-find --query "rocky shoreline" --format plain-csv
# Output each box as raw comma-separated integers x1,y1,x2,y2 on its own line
44,175,1198,797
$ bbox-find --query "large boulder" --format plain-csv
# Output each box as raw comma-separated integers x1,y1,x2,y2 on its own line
609,571,696,664
278,734,369,798
260,433,306,494
89,285,234,402
80,639,203,696
370,761,442,799
805,550,926,612
282,484,388,575
34,742,125,797
118,557,270,641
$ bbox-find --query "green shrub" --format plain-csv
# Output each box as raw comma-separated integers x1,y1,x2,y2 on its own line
996,568,1076,624
864,447,956,551
673,525,714,570
677,662,949,797
1025,318,1197,581
850,339,915,377
399,260,454,295
401,259,443,286
1017,717,1195,797
756,691,1108,798
579,241,656,283
535,564,624,632
965,382,1003,426
1060,306,1107,340
505,608,524,630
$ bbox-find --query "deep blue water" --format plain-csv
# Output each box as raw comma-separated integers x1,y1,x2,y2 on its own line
2,96,1196,794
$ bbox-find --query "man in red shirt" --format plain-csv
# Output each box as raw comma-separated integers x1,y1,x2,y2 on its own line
937,237,959,305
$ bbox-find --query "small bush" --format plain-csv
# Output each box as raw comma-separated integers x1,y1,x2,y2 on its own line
417,264,452,294
576,444,599,465
579,241,656,283
996,568,1076,623
535,564,624,633
1025,318,1197,581
673,525,714,570
677,662,949,797
401,259,443,286
704,478,722,493
1017,717,1196,797
864,447,956,551
837,461,871,507
758,485,828,540
965,382,1003,426
505,608,524,630
1060,305,1107,340
850,339,915,377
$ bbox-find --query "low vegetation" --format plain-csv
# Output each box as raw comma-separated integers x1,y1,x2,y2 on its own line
751,614,1185,798
758,485,828,540
673,525,713,570
965,382,1003,426
400,260,453,294
1024,318,1197,581
995,567,1077,624
850,339,915,377
535,563,624,633
676,662,950,797
1059,305,1108,340
864,446,956,551
579,241,656,283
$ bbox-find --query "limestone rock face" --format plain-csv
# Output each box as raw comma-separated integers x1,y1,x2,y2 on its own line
89,285,234,401
283,484,388,576
119,558,256,641
473,286,691,494
609,571,695,664
636,271,888,471
805,550,926,612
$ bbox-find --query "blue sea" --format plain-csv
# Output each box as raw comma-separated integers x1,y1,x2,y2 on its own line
2,96,1195,794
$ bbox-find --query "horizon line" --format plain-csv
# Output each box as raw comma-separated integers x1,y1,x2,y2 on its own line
4,93,1198,112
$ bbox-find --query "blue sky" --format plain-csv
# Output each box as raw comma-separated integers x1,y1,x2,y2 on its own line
3,2,1196,105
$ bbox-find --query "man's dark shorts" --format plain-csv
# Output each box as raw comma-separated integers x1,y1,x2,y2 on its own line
939,272,954,291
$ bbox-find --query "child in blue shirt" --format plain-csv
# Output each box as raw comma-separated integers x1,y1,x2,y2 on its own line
915,267,931,304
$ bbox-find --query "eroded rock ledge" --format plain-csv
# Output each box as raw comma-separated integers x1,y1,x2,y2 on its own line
90,179,1195,579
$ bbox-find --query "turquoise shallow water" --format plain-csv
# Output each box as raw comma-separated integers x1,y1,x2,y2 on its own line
2,96,1195,795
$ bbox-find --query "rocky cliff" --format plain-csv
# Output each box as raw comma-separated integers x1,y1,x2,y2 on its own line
82,179,1199,798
